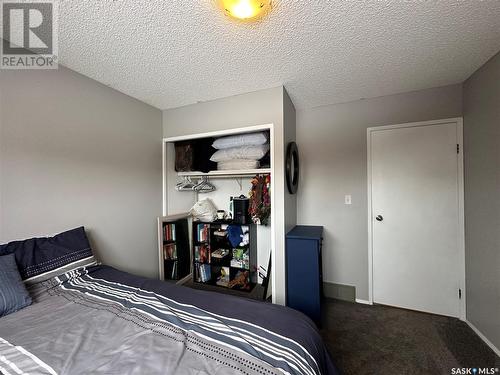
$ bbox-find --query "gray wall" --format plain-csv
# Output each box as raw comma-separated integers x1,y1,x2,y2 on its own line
296,84,463,300
283,89,297,231
163,86,296,304
463,52,500,350
0,67,163,278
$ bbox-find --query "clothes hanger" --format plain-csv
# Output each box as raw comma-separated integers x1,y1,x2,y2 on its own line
194,176,216,193
176,177,197,191
194,177,213,193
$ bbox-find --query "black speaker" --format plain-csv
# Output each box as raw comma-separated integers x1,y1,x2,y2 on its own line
232,195,250,225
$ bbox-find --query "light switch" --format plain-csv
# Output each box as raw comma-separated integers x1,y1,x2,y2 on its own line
345,195,352,205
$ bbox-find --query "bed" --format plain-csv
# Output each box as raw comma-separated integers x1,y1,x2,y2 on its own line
0,227,338,375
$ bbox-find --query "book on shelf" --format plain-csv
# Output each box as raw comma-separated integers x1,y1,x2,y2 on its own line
163,223,176,242
230,248,250,269
194,245,210,263
211,248,229,259
194,263,201,282
197,224,210,242
199,264,211,283
171,261,177,279
163,243,177,260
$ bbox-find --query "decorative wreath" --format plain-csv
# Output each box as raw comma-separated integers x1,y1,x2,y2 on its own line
249,174,271,226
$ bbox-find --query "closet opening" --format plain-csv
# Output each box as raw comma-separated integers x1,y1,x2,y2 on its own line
159,124,275,301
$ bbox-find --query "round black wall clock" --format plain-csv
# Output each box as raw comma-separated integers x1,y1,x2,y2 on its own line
285,142,300,194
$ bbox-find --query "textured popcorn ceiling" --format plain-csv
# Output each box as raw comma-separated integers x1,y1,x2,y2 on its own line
59,1,500,110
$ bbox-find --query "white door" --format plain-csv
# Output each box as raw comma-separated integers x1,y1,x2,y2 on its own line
369,120,462,317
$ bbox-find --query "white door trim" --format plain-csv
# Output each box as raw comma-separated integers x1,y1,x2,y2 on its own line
367,117,466,320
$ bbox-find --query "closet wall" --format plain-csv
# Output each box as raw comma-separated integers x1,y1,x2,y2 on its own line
162,86,296,305
463,51,500,350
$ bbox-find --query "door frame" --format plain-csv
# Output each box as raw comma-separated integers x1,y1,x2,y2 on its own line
367,117,465,320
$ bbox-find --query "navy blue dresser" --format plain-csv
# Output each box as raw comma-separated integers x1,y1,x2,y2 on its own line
286,225,323,323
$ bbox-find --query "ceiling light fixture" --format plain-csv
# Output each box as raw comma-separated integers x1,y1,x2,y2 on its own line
220,0,272,21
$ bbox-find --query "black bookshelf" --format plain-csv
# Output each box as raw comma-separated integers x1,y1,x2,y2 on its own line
192,221,257,292
160,218,190,281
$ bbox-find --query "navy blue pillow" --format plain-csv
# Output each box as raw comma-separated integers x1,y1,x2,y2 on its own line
0,227,97,284
0,253,32,317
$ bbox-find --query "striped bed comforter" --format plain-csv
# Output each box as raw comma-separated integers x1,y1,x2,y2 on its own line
0,265,337,375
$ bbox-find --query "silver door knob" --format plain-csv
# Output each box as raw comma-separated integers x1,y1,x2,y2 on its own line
376,215,383,221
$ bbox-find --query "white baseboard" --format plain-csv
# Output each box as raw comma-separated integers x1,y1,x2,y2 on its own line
355,299,373,305
465,320,500,357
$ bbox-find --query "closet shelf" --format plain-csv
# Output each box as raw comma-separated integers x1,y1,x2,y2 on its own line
177,168,271,178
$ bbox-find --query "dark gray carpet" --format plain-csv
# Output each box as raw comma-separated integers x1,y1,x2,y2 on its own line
321,299,500,375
